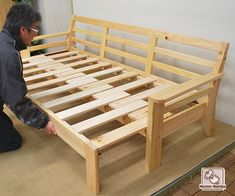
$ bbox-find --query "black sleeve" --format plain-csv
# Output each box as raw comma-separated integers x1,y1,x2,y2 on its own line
1,51,49,129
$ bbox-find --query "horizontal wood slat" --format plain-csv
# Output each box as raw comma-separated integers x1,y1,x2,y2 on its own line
43,84,113,109
155,47,215,67
152,61,201,79
93,77,155,99
91,117,147,150
72,100,147,133
56,91,130,120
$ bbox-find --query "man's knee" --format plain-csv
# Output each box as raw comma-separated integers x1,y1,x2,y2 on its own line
11,132,22,149
0,130,22,153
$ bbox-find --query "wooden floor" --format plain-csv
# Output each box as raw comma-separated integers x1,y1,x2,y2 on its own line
0,108,235,196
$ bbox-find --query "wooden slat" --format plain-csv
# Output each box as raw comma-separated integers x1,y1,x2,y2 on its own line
93,77,155,99
165,87,211,112
128,107,148,120
72,38,101,49
67,67,124,83
24,63,65,75
29,41,67,52
155,47,215,67
27,72,85,91
23,54,88,69
152,61,201,79
46,50,79,59
54,62,111,77
56,91,130,120
110,84,171,108
105,46,146,64
23,58,54,69
73,28,102,38
81,71,138,90
91,117,147,150
72,100,147,133
149,72,223,103
33,31,69,41
162,103,205,137
22,54,46,63
25,67,74,82
106,34,148,50
74,15,222,51
77,49,178,86
30,77,97,99
43,84,113,109
24,57,96,76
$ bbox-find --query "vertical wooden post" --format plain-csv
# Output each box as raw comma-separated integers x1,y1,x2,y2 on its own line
66,15,76,51
202,42,229,136
146,99,164,172
145,34,157,74
100,27,109,60
86,144,100,193
202,80,220,136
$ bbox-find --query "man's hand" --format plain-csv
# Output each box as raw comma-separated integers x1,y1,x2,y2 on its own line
45,121,57,135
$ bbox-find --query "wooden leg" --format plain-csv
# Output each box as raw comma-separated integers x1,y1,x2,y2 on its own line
202,81,220,136
86,144,100,193
146,101,164,172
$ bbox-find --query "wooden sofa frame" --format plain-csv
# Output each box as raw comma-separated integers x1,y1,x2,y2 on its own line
21,15,229,193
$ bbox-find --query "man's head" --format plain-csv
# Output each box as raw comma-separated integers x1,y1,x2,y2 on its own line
5,3,41,46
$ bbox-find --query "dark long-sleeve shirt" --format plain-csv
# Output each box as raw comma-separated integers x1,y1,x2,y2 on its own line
0,28,48,129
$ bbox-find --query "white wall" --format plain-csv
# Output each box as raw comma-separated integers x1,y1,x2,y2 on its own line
36,0,73,35
73,0,235,127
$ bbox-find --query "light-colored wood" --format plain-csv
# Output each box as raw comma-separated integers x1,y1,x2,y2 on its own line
152,61,201,79
72,37,101,49
145,35,157,74
80,71,138,90
105,46,146,64
27,72,85,91
93,77,155,99
43,84,112,109
29,41,67,52
66,15,76,50
149,72,223,103
162,103,205,137
110,84,171,108
55,91,129,120
21,15,229,194
0,0,13,30
155,47,215,67
100,27,109,59
106,34,148,50
165,87,211,112
31,77,98,99
66,67,124,83
91,117,147,150
202,81,218,136
72,100,147,133
85,144,100,193
146,101,164,172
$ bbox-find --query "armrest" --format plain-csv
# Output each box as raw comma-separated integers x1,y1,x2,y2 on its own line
149,72,224,104
33,31,69,41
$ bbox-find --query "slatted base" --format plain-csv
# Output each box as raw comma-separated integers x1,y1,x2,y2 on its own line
23,50,173,193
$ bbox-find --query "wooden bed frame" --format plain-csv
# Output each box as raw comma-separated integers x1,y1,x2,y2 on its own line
20,15,229,193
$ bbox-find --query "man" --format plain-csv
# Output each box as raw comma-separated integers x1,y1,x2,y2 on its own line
0,3,56,153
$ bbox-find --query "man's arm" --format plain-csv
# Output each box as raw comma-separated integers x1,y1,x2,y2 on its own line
1,50,55,132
